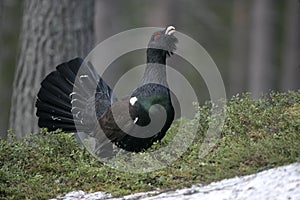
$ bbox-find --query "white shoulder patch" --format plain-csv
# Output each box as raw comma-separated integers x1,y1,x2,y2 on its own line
133,117,138,124
129,96,138,106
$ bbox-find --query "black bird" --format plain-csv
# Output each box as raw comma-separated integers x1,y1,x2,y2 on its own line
36,26,178,154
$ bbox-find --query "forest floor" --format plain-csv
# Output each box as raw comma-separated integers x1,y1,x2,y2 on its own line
0,90,299,199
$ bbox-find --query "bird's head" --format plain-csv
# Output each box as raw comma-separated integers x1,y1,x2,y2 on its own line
147,26,178,63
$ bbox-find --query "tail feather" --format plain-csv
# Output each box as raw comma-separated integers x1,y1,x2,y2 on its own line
56,63,77,83
87,62,102,83
36,57,113,133
37,111,75,124
56,63,91,98
37,88,72,111
66,57,82,75
70,99,86,111
40,80,71,103
38,119,77,132
42,71,73,94
36,100,73,119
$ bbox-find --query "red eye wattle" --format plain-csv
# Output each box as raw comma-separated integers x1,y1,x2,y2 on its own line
153,32,161,40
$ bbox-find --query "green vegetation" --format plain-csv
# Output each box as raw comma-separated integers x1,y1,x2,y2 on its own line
1,90,299,199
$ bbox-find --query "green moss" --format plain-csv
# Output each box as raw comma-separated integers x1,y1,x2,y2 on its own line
1,90,299,199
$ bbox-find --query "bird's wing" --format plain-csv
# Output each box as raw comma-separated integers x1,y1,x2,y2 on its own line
97,97,135,143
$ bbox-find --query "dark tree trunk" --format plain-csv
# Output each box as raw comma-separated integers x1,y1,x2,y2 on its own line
0,0,22,139
9,0,95,138
280,0,300,91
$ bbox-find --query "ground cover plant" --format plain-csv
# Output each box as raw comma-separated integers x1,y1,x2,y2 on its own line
0,90,299,199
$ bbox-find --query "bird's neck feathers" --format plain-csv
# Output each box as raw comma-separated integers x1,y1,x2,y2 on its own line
141,48,168,87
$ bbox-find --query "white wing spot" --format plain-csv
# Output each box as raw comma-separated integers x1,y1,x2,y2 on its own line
129,96,138,106
133,117,138,124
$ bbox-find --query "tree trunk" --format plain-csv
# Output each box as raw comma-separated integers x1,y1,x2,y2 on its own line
248,0,276,98
280,0,300,91
9,0,95,138
0,0,22,139
228,0,250,97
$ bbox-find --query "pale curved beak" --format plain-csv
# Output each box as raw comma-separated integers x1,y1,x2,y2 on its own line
165,26,176,35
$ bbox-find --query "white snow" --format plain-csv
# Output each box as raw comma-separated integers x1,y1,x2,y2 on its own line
52,162,300,200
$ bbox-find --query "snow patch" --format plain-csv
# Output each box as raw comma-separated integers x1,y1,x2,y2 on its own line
52,163,300,200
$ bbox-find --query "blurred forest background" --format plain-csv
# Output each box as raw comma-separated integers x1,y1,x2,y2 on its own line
0,0,299,139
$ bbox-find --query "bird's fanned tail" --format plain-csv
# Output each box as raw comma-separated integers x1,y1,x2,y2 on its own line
36,57,113,134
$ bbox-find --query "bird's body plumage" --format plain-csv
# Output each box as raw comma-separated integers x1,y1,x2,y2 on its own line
36,26,178,155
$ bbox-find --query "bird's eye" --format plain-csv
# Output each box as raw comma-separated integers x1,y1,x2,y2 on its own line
153,32,161,40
